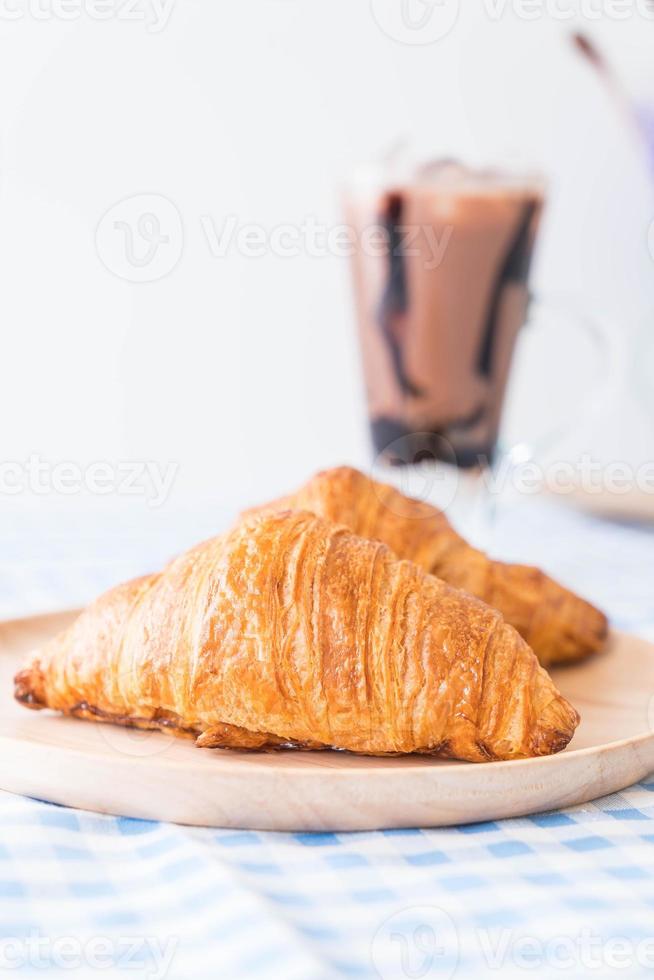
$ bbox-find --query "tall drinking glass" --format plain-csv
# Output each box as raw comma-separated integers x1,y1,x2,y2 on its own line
344,160,545,473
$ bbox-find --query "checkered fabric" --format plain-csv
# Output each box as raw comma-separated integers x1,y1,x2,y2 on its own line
3,788,654,979
2,498,654,979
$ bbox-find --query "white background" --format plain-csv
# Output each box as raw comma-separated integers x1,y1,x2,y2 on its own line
1,0,653,582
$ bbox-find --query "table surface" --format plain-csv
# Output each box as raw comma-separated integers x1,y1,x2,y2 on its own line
2,497,654,979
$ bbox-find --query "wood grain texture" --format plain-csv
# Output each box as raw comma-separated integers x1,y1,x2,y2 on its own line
1,610,653,831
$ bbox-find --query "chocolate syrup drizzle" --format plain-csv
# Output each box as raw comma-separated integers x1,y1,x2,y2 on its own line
377,193,424,399
371,191,538,468
477,200,537,378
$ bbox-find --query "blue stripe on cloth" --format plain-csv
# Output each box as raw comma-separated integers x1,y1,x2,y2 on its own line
458,821,500,834
529,812,575,827
38,808,81,830
609,809,648,820
606,866,649,880
0,881,26,898
215,832,261,847
565,836,612,852
294,833,340,846
69,880,117,898
405,850,450,866
488,841,532,858
116,817,159,835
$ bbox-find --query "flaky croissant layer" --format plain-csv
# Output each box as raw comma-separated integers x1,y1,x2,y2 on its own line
15,511,577,762
245,466,608,667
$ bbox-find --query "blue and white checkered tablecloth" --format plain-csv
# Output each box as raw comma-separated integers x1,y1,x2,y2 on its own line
4,789,654,979
2,498,654,979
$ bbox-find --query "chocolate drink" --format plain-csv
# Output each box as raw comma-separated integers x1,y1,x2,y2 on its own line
345,162,544,467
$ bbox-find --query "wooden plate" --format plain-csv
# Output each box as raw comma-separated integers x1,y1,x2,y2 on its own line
1,611,653,831
553,484,654,525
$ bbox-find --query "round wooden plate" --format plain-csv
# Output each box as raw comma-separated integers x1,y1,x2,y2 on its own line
1,610,653,831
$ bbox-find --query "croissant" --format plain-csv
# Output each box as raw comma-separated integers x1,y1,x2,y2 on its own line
244,467,608,667
14,510,578,762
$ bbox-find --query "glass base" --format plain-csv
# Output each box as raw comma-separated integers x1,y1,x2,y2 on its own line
370,418,495,470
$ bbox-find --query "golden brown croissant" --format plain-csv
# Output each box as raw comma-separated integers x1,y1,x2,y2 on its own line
14,510,578,762
244,467,608,667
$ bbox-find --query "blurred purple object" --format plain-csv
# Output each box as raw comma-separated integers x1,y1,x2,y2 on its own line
573,32,654,176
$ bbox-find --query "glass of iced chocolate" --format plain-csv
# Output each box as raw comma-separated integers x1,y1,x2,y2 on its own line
344,160,545,470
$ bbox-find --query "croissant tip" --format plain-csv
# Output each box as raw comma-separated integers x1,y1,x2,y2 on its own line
583,606,609,650
13,667,45,710
538,607,610,668
532,696,580,756
597,612,610,645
